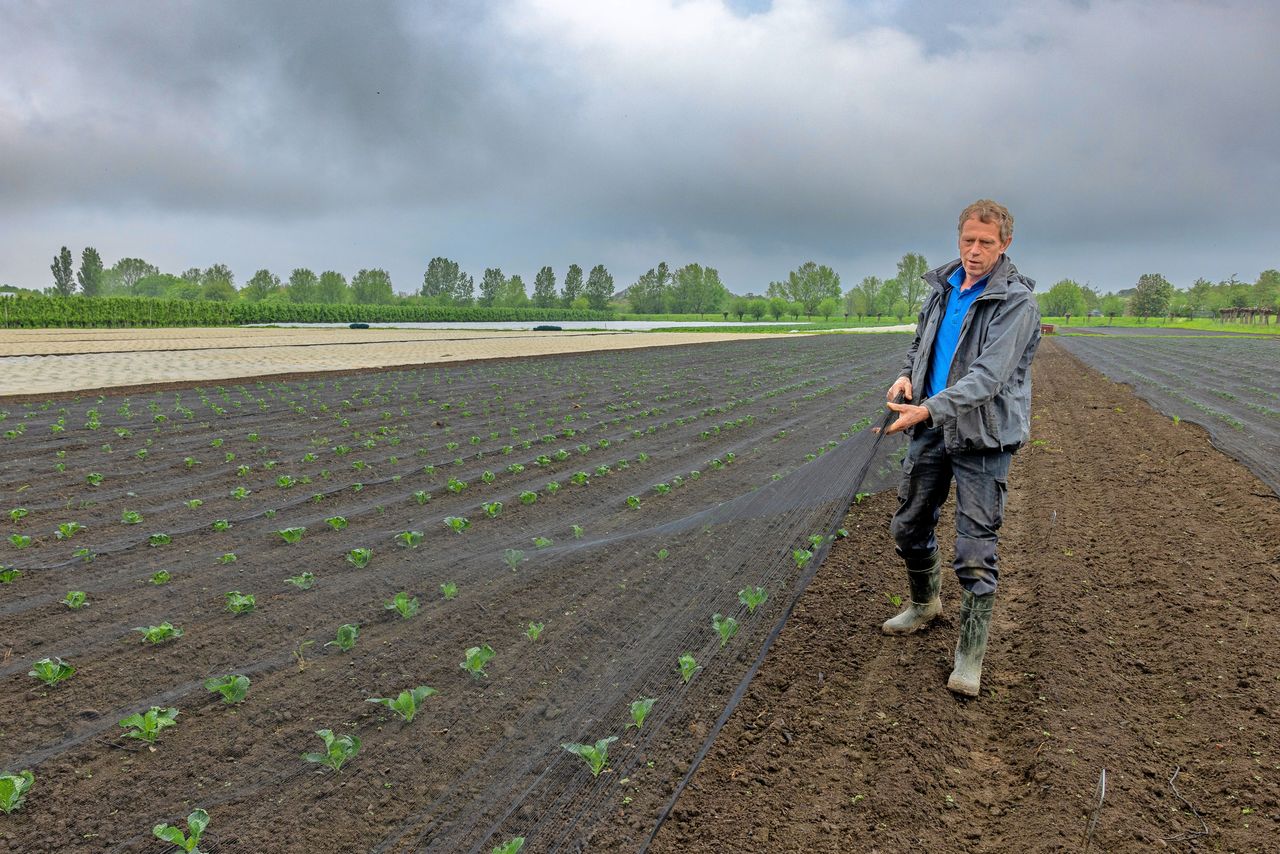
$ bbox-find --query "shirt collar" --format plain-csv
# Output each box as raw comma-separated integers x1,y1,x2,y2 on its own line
947,264,990,293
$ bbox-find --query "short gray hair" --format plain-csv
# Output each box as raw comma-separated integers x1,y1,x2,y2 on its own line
958,199,1013,242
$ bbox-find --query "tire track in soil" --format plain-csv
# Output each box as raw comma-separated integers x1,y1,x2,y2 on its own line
650,340,1280,853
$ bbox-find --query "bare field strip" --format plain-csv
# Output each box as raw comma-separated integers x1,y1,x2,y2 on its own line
0,327,796,397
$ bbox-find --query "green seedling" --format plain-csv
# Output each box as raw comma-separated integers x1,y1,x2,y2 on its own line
532,536,552,549
570,471,589,485
446,476,467,494
63,590,89,610
625,495,641,509
302,729,361,772
440,582,458,600
653,483,671,495
217,553,237,564
276,527,305,544
346,547,372,568
519,490,537,505
854,492,872,504
204,674,250,705
325,515,348,531
413,490,430,505
738,586,768,614
481,470,496,483
792,548,813,569
86,472,104,486
326,623,359,652
506,463,526,475
491,839,525,854
525,621,545,641
561,736,618,778
712,613,739,647
29,656,75,687
571,524,584,539
885,592,903,608
150,570,171,585
55,521,84,540
121,510,143,525
808,534,827,549
135,622,183,644
366,685,439,723
678,652,699,683
443,517,469,534
224,591,256,614
119,706,179,744
230,486,250,500
628,698,656,729
656,548,669,561
149,532,172,547
460,644,495,679
545,481,560,495
285,572,316,590
276,474,296,489
0,567,21,583
8,534,31,549
503,548,526,571
8,508,28,523
152,808,209,853
211,519,232,532
397,529,426,547
385,591,420,619
0,770,34,815
483,501,503,518
185,499,203,509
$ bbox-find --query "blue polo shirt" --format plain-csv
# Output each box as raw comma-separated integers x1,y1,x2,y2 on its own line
925,266,989,399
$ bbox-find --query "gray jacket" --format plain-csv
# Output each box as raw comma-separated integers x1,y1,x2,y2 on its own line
899,254,1041,452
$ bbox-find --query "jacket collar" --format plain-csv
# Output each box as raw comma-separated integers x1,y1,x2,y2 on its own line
924,254,1028,300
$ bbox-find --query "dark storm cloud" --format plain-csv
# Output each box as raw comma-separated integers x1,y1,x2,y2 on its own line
1,0,1277,293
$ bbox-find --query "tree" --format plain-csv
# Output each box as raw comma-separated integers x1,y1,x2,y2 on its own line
877,277,904,318
782,262,841,314
1040,279,1087,319
135,274,178,298
51,247,75,296
203,278,237,301
1254,269,1280,311
584,264,614,310
422,257,471,303
352,268,394,304
243,269,282,303
670,263,727,316
110,258,159,293
1130,273,1173,318
628,262,671,314
852,276,881,318
561,264,584,306
895,252,929,314
479,268,504,306
497,274,529,307
729,296,749,320
1100,294,1126,321
288,268,319,303
77,247,104,297
532,266,558,308
747,298,768,320
203,264,235,290
844,288,867,318
316,271,349,304
1184,277,1214,316
817,297,839,321
768,297,788,320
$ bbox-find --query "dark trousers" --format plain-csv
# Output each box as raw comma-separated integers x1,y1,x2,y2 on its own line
889,424,1010,596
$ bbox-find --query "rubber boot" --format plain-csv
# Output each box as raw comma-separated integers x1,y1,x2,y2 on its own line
881,551,942,635
947,589,994,697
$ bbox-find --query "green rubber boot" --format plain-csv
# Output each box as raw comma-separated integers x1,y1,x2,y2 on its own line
881,551,943,635
947,590,994,697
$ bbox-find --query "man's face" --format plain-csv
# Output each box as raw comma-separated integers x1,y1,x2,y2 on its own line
958,217,1011,282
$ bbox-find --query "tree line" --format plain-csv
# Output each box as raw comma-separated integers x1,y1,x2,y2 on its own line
1038,271,1280,319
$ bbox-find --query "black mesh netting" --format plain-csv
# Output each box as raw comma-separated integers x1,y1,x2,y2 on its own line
0,334,908,853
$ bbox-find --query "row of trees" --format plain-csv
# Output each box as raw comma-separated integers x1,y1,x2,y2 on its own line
1037,270,1280,319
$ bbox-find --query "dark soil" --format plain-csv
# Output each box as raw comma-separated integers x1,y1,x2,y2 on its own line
651,340,1280,853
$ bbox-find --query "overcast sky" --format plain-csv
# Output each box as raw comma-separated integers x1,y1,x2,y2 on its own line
2,0,1276,296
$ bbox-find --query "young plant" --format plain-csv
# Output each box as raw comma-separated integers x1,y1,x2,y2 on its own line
503,548,525,571
224,591,256,615
412,490,431,505
29,657,75,687
792,548,813,569
325,515,349,531
285,572,316,590
217,553,237,564
385,591,420,619
185,498,203,509
656,548,670,561
443,516,469,534
152,808,209,854
570,471,589,485
440,581,458,600
302,729,361,772
545,481,561,495
678,652,699,683
561,736,618,778
397,529,426,547
460,644,495,679
121,510,143,525
625,495,641,509
491,839,525,854
55,521,85,540
0,770,34,815
8,534,31,549
518,490,537,505
738,586,768,614
0,567,21,583
532,536,552,549
211,519,232,532
8,507,28,523
119,706,179,744
204,674,250,705
628,698,656,729
326,623,359,652
346,547,372,568
86,472,104,486
365,685,439,723
446,476,467,494
230,486,250,500
149,532,173,547
525,621,545,641
571,524,584,539
483,501,503,518
135,622,184,644
63,590,89,610
712,613,739,648
150,570,172,585
276,527,306,544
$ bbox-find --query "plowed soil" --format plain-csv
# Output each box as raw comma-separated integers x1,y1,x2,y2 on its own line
651,341,1280,853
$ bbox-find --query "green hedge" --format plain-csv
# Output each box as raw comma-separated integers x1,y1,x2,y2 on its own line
0,295,615,328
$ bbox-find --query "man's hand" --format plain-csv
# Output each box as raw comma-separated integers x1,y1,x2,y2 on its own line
884,401,931,435
887,376,913,403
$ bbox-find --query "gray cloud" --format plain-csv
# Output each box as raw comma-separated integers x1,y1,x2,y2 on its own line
0,0,1276,294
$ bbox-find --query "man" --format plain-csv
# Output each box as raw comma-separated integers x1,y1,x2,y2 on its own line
880,199,1041,697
